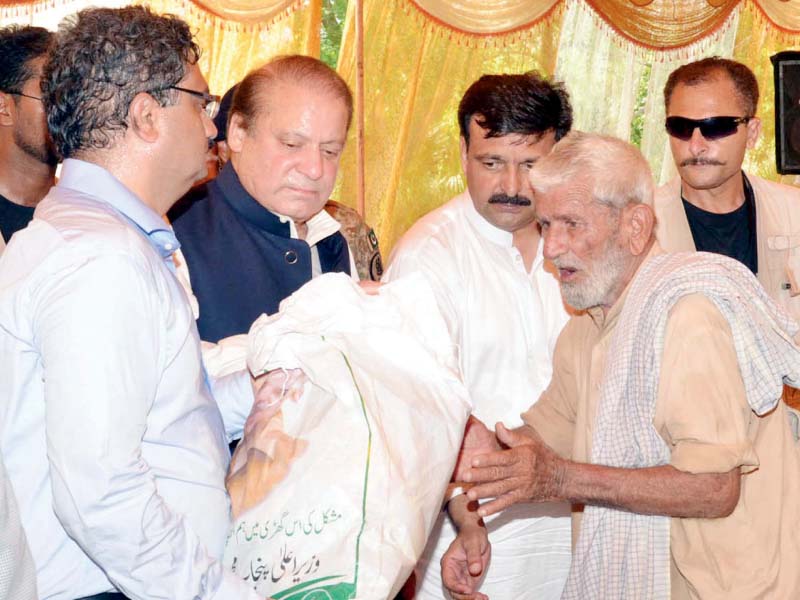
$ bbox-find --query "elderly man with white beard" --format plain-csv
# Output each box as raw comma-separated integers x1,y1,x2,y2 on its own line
444,132,800,600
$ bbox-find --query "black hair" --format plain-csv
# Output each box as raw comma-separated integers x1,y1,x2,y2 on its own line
664,57,759,116
0,25,52,94
41,6,200,159
458,71,572,147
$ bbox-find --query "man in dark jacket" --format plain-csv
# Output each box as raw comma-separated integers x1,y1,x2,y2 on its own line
170,55,356,345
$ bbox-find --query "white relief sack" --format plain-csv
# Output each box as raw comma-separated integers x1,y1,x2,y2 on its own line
224,273,471,600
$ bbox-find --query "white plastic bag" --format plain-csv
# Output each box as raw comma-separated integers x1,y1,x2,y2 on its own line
224,273,471,600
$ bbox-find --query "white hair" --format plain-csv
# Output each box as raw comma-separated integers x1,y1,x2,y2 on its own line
529,131,654,209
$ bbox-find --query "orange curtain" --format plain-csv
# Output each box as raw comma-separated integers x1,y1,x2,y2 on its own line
333,0,800,255
408,0,799,44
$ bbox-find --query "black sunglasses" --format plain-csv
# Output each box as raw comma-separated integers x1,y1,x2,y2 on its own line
665,116,752,141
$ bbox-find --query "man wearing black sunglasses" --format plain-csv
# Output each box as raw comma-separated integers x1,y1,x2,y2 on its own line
655,57,800,321
0,25,56,257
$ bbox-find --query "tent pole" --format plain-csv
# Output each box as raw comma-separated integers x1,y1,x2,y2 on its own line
355,0,366,218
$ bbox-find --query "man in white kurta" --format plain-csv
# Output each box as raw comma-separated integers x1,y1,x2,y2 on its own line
384,72,574,599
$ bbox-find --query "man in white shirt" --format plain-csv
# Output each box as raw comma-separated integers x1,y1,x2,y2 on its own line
383,72,574,600
0,7,263,599
0,449,36,599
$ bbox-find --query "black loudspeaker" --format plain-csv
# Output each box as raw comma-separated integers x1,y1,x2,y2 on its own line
771,51,800,174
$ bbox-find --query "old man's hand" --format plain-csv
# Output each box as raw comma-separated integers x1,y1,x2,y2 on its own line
463,423,566,518
452,416,501,482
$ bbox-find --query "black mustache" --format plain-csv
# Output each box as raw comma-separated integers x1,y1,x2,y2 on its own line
488,194,532,206
680,157,724,167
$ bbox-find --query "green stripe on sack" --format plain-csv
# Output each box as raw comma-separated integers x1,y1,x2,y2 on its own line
272,576,355,599
339,350,372,598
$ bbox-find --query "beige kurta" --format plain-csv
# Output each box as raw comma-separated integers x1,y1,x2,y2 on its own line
523,245,800,599
655,174,800,322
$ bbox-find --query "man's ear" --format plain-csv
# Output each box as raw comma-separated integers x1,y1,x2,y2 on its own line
226,112,248,153
127,92,161,143
746,116,761,150
0,92,15,127
626,203,655,256
459,136,468,173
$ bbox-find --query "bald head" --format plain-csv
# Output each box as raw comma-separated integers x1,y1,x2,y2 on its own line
230,55,353,135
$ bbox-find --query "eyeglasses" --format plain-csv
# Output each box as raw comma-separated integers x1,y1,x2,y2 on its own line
166,85,220,119
7,91,42,101
665,116,752,141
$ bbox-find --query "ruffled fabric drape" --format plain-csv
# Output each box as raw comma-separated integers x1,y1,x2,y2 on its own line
410,0,799,45
333,0,799,254
2,0,799,255
1,0,320,101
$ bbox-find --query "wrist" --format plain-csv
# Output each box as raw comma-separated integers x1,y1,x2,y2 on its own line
554,457,571,501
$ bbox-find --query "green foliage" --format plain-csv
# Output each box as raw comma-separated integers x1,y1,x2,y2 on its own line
629,63,651,148
321,0,349,68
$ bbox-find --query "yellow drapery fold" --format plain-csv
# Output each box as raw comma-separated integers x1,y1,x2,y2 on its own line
333,0,799,256
734,0,800,188
753,0,800,34
189,0,294,24
409,0,560,34
335,0,565,254
408,0,799,45
0,0,320,100
585,0,738,49
133,0,320,96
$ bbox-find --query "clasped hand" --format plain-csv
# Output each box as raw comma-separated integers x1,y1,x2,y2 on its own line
459,421,566,518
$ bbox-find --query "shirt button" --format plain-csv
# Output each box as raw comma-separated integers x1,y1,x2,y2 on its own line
284,250,298,265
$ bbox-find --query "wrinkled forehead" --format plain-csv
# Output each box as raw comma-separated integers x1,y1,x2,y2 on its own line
535,180,609,219
667,73,748,115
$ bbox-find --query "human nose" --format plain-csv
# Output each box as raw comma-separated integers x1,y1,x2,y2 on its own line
297,146,323,180
501,165,522,197
688,126,708,156
543,224,566,261
202,111,217,141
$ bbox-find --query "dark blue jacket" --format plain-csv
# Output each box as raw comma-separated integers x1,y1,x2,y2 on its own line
169,163,351,343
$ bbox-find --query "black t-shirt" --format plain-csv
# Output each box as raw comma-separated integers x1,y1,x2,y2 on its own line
0,192,35,244
682,173,757,275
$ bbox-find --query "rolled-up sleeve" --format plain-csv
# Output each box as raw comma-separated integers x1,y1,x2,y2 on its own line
36,253,259,600
656,294,759,475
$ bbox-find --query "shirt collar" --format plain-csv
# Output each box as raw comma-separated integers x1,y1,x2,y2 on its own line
216,161,340,243
214,161,287,235
57,158,180,259
587,241,664,330
275,208,341,246
462,191,515,247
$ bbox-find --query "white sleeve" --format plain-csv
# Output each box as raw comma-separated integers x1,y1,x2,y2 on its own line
383,238,460,340
208,360,254,442
0,452,37,600
36,253,260,600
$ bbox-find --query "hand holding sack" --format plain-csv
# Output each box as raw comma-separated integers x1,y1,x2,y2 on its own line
224,273,472,599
